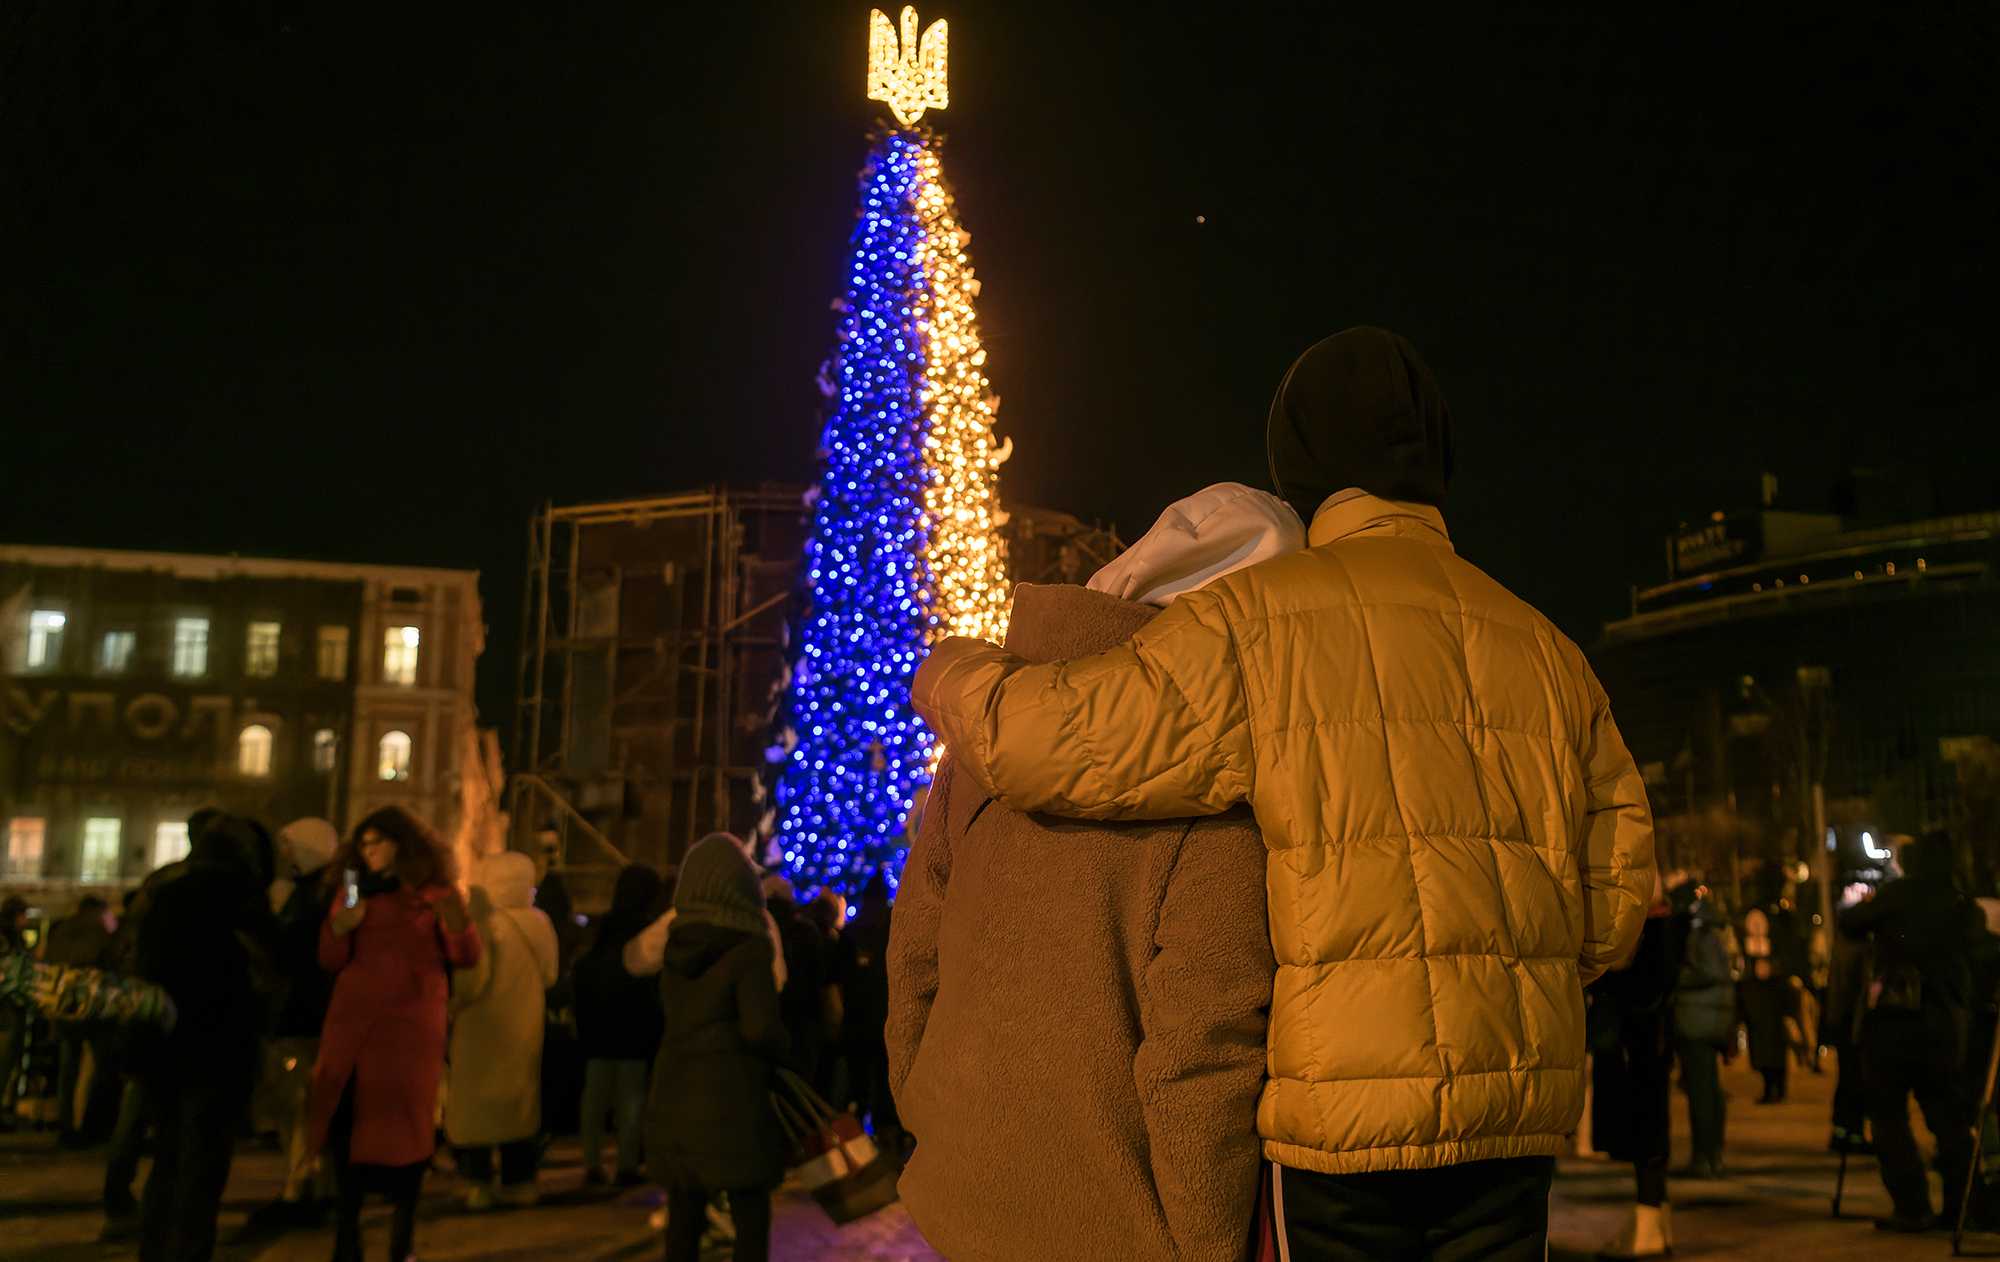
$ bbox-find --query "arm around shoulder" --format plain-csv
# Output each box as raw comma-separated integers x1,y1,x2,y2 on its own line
912,592,1254,821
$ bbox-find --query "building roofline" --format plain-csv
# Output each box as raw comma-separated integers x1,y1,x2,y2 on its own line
1639,513,2000,603
1601,560,1990,646
545,484,806,526
0,544,479,586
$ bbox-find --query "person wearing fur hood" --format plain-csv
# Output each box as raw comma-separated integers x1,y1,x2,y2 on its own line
890,482,1293,1262
447,850,560,1210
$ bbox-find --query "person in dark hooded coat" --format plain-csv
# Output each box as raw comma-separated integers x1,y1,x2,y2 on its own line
131,814,284,1262
645,834,789,1262
573,863,665,1184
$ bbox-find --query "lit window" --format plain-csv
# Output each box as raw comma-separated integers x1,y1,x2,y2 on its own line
317,626,351,680
99,631,136,674
5,818,44,878
26,610,65,669
172,618,210,677
238,724,274,777
382,626,420,685
378,730,412,781
80,818,121,882
153,822,190,868
245,621,281,677
313,728,338,774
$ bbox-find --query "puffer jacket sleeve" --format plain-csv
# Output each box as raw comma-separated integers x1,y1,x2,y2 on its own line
913,590,1255,820
886,759,955,1098
1575,669,1656,984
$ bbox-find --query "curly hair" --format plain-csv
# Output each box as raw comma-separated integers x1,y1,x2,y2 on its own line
323,805,457,895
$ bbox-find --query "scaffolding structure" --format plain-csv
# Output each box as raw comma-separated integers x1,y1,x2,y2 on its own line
1000,504,1127,587
511,486,806,900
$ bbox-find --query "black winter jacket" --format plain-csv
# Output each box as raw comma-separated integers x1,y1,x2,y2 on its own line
575,913,665,1061
645,922,791,1190
273,873,336,1039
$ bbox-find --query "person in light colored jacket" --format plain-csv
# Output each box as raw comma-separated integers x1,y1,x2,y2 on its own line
446,850,560,1210
915,327,1655,1261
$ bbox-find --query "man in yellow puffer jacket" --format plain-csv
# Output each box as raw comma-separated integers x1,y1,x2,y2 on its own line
913,327,1655,1261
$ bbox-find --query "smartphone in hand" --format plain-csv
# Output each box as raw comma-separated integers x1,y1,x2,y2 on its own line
343,868,360,909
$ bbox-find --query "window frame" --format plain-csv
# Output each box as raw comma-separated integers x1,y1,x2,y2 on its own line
25,610,66,670
238,724,274,778
316,625,351,681
377,730,412,782
381,625,421,686
80,817,122,883
4,817,45,879
244,621,282,678
152,821,191,869
98,630,137,675
171,617,211,678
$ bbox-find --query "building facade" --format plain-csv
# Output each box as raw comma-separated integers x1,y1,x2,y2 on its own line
0,545,482,906
1589,501,2000,883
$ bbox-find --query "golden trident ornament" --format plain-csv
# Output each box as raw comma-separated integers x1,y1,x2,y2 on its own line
866,6,948,127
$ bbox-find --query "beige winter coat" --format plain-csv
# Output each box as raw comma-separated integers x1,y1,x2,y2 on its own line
890,583,1274,1262
915,493,1656,1176
445,852,560,1147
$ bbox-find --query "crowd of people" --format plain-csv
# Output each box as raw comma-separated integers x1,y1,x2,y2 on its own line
0,810,899,1262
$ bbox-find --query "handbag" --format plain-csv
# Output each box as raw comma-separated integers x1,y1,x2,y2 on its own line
771,1068,900,1225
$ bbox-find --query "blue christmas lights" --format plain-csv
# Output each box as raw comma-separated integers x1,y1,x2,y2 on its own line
777,131,941,897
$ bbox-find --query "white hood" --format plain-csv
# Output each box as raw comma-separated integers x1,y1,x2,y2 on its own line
1086,482,1306,607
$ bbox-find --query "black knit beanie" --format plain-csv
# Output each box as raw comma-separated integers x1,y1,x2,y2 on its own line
1267,326,1453,526
673,833,768,936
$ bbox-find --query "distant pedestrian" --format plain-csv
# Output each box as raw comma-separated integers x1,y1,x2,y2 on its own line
802,891,847,1097
130,814,284,1262
1670,883,1734,1179
837,873,898,1151
646,834,789,1262
1590,870,1677,1258
238,817,342,1239
534,869,585,1139
314,807,481,1262
447,851,560,1210
44,894,115,1147
1822,906,1872,1152
1840,830,1997,1233
573,865,665,1186
1735,954,1797,1103
764,876,830,1081
0,897,29,1126
98,807,219,1239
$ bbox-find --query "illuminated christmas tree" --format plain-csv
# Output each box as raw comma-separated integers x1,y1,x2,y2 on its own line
776,7,1009,895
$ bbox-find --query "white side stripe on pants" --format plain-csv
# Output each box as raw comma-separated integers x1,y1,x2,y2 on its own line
1273,1162,1292,1262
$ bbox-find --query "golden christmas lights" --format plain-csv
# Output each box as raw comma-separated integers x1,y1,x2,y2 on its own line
914,147,1009,646
867,7,949,128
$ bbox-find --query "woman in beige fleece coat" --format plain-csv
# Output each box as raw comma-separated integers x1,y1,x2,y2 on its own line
888,483,1295,1262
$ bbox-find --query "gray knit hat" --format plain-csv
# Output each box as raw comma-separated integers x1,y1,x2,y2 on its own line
673,833,768,936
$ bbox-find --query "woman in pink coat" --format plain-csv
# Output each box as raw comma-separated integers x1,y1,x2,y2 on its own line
314,807,481,1262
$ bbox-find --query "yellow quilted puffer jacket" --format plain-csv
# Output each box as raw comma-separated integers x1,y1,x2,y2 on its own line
914,494,1655,1176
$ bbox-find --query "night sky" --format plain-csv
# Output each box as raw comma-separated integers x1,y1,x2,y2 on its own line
3,1,1995,728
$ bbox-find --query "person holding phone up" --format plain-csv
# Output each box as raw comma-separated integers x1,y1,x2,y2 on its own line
312,807,482,1262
